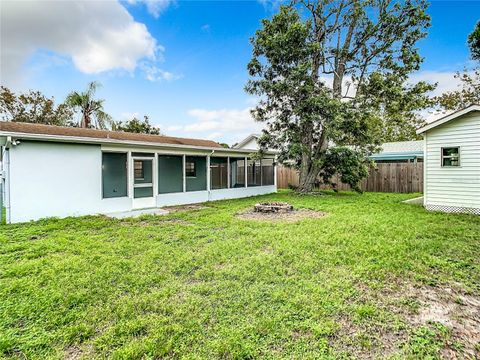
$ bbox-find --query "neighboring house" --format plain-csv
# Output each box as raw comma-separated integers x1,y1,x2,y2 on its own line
417,104,480,215
0,122,276,223
233,133,262,150
370,140,423,163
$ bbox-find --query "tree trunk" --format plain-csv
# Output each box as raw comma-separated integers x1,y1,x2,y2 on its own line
297,163,320,193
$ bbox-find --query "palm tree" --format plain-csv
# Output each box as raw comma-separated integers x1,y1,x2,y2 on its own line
65,82,112,129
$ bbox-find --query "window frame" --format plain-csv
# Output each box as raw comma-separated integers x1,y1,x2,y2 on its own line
441,146,460,167
185,161,197,178
134,159,145,180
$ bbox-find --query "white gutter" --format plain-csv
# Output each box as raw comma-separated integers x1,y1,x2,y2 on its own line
0,131,276,155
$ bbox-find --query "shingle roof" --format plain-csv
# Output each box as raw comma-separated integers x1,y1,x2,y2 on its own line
379,140,424,153
0,121,222,148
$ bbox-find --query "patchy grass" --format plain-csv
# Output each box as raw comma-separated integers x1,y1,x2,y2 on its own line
0,191,479,359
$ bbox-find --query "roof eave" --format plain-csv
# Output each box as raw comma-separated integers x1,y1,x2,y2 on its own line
0,131,276,155
416,105,480,134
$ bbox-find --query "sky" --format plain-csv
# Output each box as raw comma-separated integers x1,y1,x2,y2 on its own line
1,0,479,145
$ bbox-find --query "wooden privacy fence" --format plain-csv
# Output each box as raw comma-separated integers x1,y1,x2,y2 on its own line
277,162,423,193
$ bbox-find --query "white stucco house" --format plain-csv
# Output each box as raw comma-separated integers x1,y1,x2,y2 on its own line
417,104,480,215
0,122,277,223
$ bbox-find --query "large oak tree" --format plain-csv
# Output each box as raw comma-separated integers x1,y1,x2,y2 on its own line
246,1,434,192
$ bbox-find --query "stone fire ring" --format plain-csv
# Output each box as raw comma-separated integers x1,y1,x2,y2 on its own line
254,202,294,213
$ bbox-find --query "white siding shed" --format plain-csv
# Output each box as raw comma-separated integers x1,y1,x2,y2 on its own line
417,105,480,215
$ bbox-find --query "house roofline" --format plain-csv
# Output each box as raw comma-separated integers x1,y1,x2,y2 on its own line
233,133,261,149
0,131,276,155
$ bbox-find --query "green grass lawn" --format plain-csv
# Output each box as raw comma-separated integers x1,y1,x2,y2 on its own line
1,191,479,359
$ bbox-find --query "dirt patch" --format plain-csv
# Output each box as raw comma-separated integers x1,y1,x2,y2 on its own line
164,204,209,213
408,285,480,358
236,208,326,222
64,346,82,360
328,281,480,359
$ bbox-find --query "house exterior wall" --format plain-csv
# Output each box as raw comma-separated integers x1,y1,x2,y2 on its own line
424,112,480,214
6,141,277,223
8,141,133,223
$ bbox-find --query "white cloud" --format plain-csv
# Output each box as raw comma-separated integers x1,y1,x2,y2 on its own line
206,132,222,140
0,0,163,86
201,24,211,32
139,62,182,82
185,108,262,133
161,107,264,145
409,70,463,97
127,0,174,18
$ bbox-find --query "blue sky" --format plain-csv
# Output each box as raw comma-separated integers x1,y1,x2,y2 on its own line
1,0,479,144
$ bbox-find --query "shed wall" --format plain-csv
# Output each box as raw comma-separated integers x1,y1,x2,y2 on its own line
424,112,480,212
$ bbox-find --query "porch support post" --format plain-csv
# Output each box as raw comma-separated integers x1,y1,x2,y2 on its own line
182,154,186,192
127,151,133,198
206,155,211,192
274,156,278,189
227,156,230,189
245,156,248,188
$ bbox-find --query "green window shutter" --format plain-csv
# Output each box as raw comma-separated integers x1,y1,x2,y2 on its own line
158,155,183,194
102,152,128,198
186,156,207,192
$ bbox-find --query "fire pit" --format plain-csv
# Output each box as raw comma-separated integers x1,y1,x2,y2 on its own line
254,202,294,213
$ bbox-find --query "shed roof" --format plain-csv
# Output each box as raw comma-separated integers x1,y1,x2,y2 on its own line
416,104,480,134
0,121,223,149
369,140,423,161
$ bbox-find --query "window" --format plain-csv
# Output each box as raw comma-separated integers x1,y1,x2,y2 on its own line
158,155,183,194
134,160,144,179
102,152,127,198
442,147,460,167
247,159,261,186
230,158,246,188
210,157,228,189
185,156,207,191
186,161,196,177
261,158,275,185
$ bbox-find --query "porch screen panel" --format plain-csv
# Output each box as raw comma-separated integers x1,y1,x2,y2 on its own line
230,158,245,188
261,158,275,185
210,157,228,189
158,155,183,194
186,156,207,192
102,152,127,198
247,159,261,187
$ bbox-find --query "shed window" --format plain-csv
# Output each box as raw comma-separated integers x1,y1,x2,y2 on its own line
441,147,460,167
